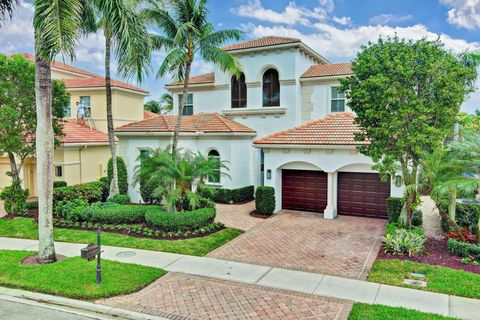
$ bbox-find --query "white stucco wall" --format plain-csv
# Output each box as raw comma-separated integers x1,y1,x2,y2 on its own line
261,147,404,214
118,134,255,203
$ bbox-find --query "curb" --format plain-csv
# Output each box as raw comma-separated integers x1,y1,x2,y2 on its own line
0,286,168,320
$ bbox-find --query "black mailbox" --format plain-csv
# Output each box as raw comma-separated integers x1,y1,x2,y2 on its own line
81,244,99,261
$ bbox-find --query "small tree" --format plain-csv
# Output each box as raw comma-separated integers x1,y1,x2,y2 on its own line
107,156,128,195
341,37,477,227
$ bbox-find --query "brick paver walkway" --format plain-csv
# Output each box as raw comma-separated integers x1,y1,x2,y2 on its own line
209,210,386,279
102,273,353,320
215,201,265,231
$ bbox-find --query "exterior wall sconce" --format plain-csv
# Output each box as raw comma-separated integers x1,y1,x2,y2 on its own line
266,169,272,180
395,175,402,187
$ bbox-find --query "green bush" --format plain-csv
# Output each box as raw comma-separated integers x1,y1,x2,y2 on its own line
387,197,403,223
145,207,216,232
412,210,423,226
0,180,29,216
107,156,128,195
140,175,162,204
108,194,130,205
383,228,425,256
71,202,147,224
213,188,232,203
53,184,102,204
202,185,255,204
448,238,480,260
255,186,275,215
440,202,480,234
386,223,424,237
26,201,38,210
53,181,67,188
231,186,255,203
54,198,88,219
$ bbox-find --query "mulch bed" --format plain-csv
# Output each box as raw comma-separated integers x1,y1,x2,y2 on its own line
249,210,270,219
378,238,480,274
21,253,67,265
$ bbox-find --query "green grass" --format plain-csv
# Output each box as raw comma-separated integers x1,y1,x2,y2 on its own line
0,250,165,299
349,303,457,320
0,218,243,256
369,259,480,299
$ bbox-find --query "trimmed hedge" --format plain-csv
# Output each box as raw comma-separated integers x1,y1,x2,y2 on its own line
201,185,255,204
448,238,480,260
53,181,67,188
387,197,403,223
107,156,128,195
441,202,480,234
108,194,130,205
145,207,216,232
255,186,275,216
71,202,147,224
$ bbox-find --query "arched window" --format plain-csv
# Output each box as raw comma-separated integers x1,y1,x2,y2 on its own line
231,73,247,108
262,69,280,107
208,150,221,183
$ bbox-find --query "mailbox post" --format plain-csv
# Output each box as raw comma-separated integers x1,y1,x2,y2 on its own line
80,228,102,285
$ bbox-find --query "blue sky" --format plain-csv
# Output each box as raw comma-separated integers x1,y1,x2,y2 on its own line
1,0,480,112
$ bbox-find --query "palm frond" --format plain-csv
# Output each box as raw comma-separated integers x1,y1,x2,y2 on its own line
200,45,241,76
0,0,17,21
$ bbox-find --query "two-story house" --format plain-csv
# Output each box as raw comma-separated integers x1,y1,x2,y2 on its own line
116,36,403,219
0,54,149,195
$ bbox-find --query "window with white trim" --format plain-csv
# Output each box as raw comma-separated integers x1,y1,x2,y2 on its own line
330,87,345,112
178,94,193,116
208,150,220,183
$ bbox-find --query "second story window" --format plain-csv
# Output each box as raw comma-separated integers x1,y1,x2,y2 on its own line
231,73,247,108
79,96,91,116
178,93,193,116
331,87,345,112
263,69,280,107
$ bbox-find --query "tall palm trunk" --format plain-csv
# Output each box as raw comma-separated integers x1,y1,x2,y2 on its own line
105,34,119,198
171,61,191,158
35,54,56,263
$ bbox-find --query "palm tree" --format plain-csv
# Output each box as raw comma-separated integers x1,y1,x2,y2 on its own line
33,0,84,263
160,92,173,114
144,100,161,113
144,0,243,157
0,0,16,19
84,0,151,198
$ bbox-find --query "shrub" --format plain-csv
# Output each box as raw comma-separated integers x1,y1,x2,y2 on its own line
231,186,255,203
385,223,424,237
447,228,477,243
383,228,425,256
145,207,216,232
387,197,403,223
140,175,162,204
53,184,102,204
201,185,255,204
448,238,480,260
71,202,147,224
53,181,67,188
108,194,130,205
54,198,88,219
412,210,423,226
26,201,38,210
213,188,232,203
107,156,128,195
440,201,479,234
0,180,29,216
97,177,109,201
255,186,275,215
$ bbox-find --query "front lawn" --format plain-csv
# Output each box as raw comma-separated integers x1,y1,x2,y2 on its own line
349,303,456,320
0,250,164,299
369,259,480,299
0,218,243,256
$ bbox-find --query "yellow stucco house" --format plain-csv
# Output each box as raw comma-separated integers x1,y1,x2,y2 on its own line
0,54,150,196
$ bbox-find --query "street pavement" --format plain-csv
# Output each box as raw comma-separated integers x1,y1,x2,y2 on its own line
0,299,97,320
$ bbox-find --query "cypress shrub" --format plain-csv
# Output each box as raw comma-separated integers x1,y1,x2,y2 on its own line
387,197,403,223
107,156,128,195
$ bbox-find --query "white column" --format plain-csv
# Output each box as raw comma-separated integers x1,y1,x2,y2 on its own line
324,172,338,219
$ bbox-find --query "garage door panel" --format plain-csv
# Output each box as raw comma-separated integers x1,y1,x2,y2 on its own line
282,170,327,213
338,172,390,219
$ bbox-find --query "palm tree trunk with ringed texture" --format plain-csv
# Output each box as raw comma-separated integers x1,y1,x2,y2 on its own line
171,62,191,159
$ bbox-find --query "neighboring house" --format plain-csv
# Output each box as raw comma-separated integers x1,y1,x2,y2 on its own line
118,36,404,219
0,54,149,195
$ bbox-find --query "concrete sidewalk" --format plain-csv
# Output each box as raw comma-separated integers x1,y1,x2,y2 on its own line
1,237,479,320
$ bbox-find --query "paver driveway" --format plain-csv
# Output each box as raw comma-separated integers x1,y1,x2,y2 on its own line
211,210,386,280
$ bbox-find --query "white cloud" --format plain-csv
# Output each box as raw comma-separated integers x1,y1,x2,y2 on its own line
234,0,334,26
332,16,351,26
0,1,34,54
441,0,480,30
368,13,413,25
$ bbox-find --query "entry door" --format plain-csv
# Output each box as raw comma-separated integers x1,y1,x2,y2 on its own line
282,170,328,212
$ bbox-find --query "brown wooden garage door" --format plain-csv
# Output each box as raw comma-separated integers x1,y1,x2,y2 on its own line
337,172,390,218
282,170,328,212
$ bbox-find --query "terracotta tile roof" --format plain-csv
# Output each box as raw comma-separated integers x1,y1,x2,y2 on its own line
166,72,215,86
61,119,116,144
63,77,148,94
301,62,353,79
223,36,301,51
20,53,99,78
116,112,255,134
253,113,366,146
143,110,161,119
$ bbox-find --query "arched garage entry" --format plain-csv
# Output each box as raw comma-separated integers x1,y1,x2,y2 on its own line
278,162,328,213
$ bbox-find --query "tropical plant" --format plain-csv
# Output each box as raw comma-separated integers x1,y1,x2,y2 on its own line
144,100,161,114
32,0,85,263
383,228,426,257
83,0,151,198
134,147,229,210
0,0,16,20
159,92,173,113
341,37,477,227
144,0,243,157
